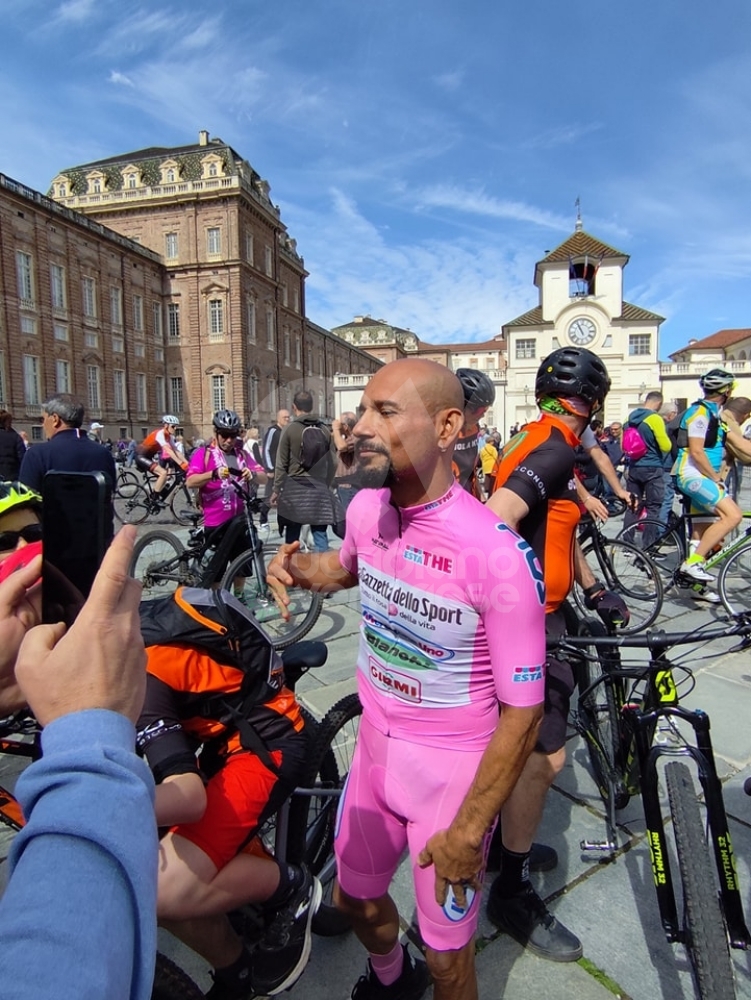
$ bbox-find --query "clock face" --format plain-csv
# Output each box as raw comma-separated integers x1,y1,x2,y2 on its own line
568,317,597,346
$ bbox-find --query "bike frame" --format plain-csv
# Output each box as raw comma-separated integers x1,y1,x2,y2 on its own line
564,619,751,953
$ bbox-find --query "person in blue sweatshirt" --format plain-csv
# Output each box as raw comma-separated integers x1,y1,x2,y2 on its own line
0,526,158,1000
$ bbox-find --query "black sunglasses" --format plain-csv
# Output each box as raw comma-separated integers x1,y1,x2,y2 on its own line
216,430,239,439
0,523,43,553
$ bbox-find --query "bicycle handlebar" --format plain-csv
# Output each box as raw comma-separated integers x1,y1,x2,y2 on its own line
549,612,751,652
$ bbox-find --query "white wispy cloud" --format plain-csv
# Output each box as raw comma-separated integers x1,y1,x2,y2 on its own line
57,0,97,22
523,122,603,150
433,69,464,92
285,189,537,343
413,185,571,231
109,70,134,87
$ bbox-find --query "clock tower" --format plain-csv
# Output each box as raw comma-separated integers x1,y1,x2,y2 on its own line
500,212,663,434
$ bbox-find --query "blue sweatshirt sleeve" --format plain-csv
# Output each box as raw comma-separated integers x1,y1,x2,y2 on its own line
0,710,158,1000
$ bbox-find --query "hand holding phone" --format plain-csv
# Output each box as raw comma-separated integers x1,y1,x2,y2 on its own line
42,471,110,626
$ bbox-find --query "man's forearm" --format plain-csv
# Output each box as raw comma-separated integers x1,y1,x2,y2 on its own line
448,703,542,848
287,550,358,592
590,446,626,496
574,537,597,589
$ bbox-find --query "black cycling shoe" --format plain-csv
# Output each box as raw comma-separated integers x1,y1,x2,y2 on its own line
487,881,583,963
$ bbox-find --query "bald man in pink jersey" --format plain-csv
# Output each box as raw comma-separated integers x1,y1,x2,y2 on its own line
267,359,545,1000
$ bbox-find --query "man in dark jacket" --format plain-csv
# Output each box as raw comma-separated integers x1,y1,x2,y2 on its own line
0,410,27,481
622,391,672,546
272,391,336,551
19,394,116,541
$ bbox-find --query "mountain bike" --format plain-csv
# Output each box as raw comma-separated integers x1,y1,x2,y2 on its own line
129,480,322,649
0,641,356,996
114,465,200,527
572,514,663,633
616,496,751,614
554,614,751,1000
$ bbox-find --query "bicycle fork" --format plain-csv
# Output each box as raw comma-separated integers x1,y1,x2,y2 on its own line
636,706,751,949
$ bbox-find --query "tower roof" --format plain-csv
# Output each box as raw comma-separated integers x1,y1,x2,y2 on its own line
535,229,629,285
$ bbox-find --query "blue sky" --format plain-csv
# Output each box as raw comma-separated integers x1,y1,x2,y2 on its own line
3,0,750,358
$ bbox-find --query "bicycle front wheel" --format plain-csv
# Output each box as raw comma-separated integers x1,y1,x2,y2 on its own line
717,539,751,616
169,484,202,526
221,548,323,649
573,618,631,810
288,693,362,937
117,468,141,498
616,520,684,579
665,762,736,1000
573,539,663,634
130,530,190,597
114,484,151,525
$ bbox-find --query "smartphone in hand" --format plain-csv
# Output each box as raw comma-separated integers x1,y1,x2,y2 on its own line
42,471,110,626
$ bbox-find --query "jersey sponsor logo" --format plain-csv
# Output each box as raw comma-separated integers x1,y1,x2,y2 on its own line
688,479,703,493
423,490,455,512
364,623,435,671
493,527,546,605
368,657,422,702
441,884,476,922
363,608,455,661
359,569,464,626
403,545,454,574
513,665,544,683
370,535,389,551
516,464,547,498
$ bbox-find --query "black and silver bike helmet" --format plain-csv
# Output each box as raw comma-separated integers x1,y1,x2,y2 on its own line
212,409,242,434
699,368,735,394
455,368,496,410
535,347,611,409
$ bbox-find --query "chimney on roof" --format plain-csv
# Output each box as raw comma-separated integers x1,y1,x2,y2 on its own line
688,338,697,345
199,130,209,146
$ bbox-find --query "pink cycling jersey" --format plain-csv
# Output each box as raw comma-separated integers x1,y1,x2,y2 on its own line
338,483,546,751
187,442,263,528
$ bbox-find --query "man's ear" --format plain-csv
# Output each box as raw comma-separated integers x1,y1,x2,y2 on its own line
437,407,464,450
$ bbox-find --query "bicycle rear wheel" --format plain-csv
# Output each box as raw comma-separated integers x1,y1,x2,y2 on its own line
573,538,663,634
665,761,736,1000
287,693,362,937
717,540,751,616
151,953,204,1000
169,484,202,526
130,530,193,596
573,618,631,810
221,548,323,649
616,520,684,579
114,484,151,525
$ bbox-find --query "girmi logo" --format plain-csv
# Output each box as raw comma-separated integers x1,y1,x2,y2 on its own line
368,658,422,702
403,545,453,574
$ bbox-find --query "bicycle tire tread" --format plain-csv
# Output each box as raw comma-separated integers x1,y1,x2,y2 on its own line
665,761,736,1000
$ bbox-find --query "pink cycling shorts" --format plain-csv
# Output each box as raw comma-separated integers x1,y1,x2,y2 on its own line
334,713,492,951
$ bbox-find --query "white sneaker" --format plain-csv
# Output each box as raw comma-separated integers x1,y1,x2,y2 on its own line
690,587,721,604
679,559,714,583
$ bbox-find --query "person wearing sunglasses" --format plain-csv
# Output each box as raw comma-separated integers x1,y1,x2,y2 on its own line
0,482,43,567
186,410,266,589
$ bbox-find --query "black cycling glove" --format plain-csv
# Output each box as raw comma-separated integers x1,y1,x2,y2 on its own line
583,583,630,628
